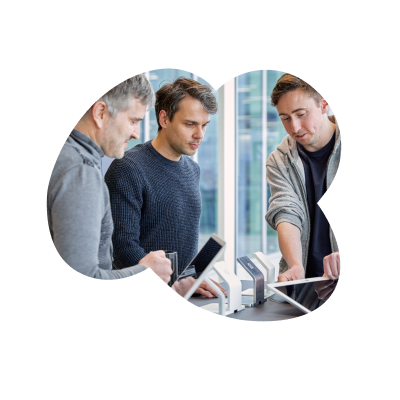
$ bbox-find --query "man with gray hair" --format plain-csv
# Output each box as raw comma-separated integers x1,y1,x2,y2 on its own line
47,74,173,281
105,77,227,298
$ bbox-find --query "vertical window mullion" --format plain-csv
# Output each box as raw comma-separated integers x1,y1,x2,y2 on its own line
218,78,236,273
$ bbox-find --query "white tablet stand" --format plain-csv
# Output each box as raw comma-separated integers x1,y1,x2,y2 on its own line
237,256,266,307
200,261,245,316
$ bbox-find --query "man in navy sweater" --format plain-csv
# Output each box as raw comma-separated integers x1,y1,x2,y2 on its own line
106,78,227,298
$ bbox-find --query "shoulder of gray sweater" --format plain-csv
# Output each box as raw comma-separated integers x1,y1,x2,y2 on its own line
53,141,101,180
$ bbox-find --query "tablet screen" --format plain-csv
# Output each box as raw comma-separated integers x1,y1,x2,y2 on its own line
274,279,338,312
174,236,223,285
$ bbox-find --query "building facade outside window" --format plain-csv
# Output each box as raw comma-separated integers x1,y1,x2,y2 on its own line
236,70,285,269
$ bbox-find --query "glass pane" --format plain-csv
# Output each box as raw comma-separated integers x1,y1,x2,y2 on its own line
236,71,263,259
196,76,219,249
236,70,286,266
175,69,193,79
266,70,286,254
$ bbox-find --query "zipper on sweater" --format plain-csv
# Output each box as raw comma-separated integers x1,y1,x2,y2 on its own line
289,157,311,275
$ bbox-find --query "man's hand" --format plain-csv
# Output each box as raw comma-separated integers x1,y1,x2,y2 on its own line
277,265,305,282
139,251,172,284
172,277,197,297
323,252,340,280
195,279,228,298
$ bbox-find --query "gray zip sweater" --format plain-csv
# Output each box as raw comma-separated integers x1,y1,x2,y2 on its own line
47,129,146,279
265,116,340,275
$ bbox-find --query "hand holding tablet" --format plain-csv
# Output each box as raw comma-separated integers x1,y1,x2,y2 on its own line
164,234,227,301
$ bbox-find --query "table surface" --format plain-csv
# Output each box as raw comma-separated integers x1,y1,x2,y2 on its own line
189,280,305,321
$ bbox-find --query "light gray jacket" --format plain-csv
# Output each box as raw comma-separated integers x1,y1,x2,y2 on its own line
47,130,146,279
265,116,340,275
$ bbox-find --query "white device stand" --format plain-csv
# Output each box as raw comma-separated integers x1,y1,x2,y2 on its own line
254,251,276,297
241,252,276,300
200,261,245,316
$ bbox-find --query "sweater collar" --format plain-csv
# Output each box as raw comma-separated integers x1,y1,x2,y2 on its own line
145,140,186,167
70,129,105,159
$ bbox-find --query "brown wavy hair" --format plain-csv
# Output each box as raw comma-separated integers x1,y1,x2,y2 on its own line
270,73,322,107
155,77,218,132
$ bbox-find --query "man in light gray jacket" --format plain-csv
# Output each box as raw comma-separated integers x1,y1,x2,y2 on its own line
266,74,340,282
47,74,174,282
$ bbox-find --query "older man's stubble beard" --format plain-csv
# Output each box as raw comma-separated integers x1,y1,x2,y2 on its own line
104,135,126,159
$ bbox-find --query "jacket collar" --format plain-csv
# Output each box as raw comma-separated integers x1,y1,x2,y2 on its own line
69,129,104,170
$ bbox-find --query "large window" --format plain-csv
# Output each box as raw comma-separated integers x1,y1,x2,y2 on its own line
196,76,219,248
236,71,263,258
235,70,286,274
266,71,287,254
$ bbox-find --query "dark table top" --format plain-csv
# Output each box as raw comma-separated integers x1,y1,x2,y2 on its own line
189,280,305,321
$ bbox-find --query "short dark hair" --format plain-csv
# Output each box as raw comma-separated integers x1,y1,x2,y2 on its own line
270,73,322,107
155,77,218,132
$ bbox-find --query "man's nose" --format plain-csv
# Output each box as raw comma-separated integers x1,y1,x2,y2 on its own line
291,119,300,134
193,125,204,140
131,125,140,139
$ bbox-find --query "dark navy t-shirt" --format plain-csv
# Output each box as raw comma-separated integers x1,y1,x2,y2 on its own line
297,132,336,278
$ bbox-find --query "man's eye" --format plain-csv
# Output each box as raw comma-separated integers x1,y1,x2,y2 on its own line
297,113,305,117
281,116,289,121
187,123,193,127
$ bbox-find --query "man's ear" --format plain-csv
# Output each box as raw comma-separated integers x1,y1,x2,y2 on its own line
158,110,169,129
92,101,109,129
320,98,329,114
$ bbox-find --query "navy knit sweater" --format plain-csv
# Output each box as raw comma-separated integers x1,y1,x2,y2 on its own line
105,140,202,274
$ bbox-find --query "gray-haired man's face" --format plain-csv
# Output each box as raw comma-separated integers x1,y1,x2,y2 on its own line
101,98,147,159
